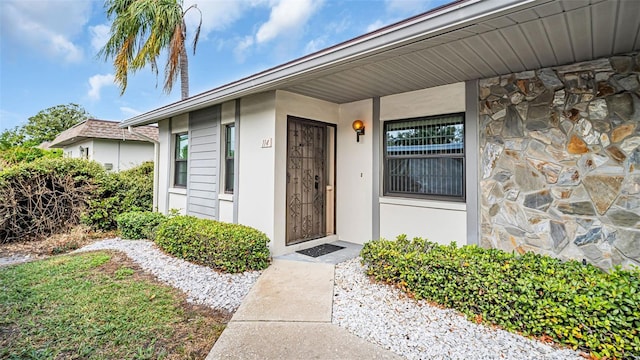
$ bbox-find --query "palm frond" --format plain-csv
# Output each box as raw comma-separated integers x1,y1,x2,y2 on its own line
99,0,197,97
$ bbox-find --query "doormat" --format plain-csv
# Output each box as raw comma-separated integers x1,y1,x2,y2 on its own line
296,244,345,258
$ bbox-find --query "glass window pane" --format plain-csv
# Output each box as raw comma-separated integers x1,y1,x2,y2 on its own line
225,159,234,193
226,125,235,159
175,161,187,187
384,113,465,199
176,133,188,160
225,125,235,193
174,133,188,187
387,157,464,197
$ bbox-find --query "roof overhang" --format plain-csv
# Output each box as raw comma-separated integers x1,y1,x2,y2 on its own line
121,0,640,127
49,136,90,148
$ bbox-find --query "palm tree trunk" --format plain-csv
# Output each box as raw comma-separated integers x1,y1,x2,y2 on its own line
180,46,189,100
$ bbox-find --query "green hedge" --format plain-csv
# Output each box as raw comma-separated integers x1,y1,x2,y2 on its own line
116,211,167,240
0,146,62,169
155,216,270,273
82,162,154,231
361,235,640,359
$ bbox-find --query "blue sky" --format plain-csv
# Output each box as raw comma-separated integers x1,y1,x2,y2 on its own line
0,0,450,132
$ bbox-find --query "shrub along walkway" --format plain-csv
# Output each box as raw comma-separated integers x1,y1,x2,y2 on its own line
206,258,401,360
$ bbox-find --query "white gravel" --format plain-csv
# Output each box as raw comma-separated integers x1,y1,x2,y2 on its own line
332,258,583,360
75,238,261,313
71,240,584,359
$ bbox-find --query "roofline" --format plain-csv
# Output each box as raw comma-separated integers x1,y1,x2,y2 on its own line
120,0,538,128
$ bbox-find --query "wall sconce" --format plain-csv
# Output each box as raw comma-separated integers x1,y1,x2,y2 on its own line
352,120,365,142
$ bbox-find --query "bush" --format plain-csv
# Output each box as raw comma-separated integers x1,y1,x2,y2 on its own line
361,235,640,359
0,157,104,243
155,215,270,273
0,147,62,169
83,162,154,231
116,211,167,240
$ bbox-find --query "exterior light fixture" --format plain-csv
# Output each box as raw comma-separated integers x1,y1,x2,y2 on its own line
352,120,365,142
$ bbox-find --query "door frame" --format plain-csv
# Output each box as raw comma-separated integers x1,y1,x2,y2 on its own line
285,115,337,246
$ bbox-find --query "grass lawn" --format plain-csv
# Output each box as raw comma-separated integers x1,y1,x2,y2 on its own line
0,250,229,359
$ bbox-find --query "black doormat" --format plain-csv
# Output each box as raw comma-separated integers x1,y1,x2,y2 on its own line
296,244,345,258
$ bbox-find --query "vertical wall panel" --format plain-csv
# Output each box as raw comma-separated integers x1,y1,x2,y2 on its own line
187,105,221,219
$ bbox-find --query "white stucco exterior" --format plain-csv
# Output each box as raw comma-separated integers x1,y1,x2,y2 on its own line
378,83,467,245
336,99,373,244
157,114,189,214
62,138,153,172
237,92,277,244
152,84,469,255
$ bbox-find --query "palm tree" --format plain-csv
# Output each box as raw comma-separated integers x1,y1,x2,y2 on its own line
99,0,202,99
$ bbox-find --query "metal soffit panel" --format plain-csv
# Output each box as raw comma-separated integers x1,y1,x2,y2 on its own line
283,0,640,104
121,0,640,126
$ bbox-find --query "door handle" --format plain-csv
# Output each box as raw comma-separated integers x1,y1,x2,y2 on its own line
314,175,319,190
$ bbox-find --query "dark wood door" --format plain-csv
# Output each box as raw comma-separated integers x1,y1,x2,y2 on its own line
286,116,327,245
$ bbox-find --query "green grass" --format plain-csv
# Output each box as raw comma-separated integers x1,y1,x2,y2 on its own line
0,251,227,359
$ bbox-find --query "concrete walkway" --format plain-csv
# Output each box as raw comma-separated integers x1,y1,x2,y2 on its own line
206,250,402,359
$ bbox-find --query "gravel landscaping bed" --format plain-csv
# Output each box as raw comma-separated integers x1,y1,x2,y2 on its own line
332,258,583,360
76,238,261,313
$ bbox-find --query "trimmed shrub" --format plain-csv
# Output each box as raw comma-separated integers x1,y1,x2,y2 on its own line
83,162,154,231
0,147,62,169
0,157,104,243
361,235,640,359
116,211,167,240
155,215,270,273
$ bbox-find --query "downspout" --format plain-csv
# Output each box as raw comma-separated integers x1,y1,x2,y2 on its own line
129,126,160,212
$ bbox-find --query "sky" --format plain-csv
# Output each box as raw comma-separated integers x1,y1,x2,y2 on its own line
0,0,451,132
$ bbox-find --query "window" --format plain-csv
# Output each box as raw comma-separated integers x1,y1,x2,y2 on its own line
79,146,89,159
174,133,188,187
384,113,464,200
224,124,235,193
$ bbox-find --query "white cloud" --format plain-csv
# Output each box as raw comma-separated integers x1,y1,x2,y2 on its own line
385,0,434,14
89,24,111,53
88,74,115,100
0,0,90,62
234,36,255,63
304,38,326,54
256,0,322,44
182,0,269,41
120,107,142,117
366,20,387,33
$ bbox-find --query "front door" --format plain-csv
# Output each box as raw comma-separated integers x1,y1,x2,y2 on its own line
286,116,328,245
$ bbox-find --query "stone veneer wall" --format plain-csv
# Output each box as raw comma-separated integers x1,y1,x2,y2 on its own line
479,54,640,269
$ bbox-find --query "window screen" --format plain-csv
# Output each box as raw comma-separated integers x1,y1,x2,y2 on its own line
384,113,464,200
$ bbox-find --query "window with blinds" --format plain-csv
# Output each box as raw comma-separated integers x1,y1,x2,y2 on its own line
384,113,465,200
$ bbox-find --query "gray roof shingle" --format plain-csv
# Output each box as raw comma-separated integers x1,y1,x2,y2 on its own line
50,119,158,147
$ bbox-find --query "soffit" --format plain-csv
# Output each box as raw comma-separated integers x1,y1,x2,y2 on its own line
121,0,640,127
283,0,640,104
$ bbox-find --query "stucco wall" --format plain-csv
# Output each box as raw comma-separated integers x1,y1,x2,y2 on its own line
336,99,373,244
157,114,189,214
86,139,153,171
378,83,468,245
479,54,640,269
62,139,93,160
237,92,277,246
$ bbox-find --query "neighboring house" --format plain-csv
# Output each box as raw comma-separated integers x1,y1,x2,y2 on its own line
50,119,158,171
121,0,640,268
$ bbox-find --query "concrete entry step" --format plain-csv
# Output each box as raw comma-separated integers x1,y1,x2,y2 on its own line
275,241,363,265
232,259,334,322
